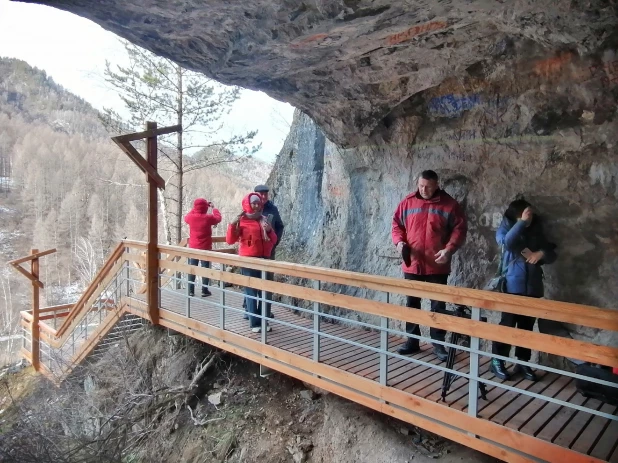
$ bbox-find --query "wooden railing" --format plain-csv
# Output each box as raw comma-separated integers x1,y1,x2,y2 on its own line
17,239,618,462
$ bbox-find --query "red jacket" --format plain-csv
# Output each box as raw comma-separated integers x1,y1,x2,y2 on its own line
391,189,467,275
226,193,277,258
184,198,222,250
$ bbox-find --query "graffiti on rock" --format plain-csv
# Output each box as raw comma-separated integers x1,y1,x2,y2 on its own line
386,21,447,46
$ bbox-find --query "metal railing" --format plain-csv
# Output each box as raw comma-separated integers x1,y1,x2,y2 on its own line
19,239,618,462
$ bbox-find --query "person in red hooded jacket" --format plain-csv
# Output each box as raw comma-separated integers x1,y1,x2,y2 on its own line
226,193,277,332
184,198,222,297
391,170,467,361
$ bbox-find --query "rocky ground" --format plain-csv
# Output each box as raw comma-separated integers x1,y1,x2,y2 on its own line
0,326,496,463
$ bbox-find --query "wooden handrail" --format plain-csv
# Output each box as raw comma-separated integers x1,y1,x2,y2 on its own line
55,242,125,338
149,243,618,332
7,248,56,266
158,258,618,366
39,304,73,314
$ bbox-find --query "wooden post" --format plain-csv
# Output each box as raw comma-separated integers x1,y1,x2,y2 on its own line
146,121,160,324
30,249,40,371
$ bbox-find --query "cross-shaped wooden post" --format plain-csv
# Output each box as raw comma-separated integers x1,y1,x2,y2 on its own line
111,122,181,325
8,248,56,371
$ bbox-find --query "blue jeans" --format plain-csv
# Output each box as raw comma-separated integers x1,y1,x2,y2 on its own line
188,259,210,295
241,267,266,328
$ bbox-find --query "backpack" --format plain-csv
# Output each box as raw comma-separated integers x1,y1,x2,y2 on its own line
575,364,618,406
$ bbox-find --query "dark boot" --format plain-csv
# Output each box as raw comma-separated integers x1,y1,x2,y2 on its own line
201,289,212,297
490,359,510,380
513,363,537,382
432,343,448,362
397,338,420,355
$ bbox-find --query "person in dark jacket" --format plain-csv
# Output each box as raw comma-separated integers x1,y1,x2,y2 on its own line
184,198,222,297
254,184,284,318
490,199,557,381
391,170,467,361
226,193,278,333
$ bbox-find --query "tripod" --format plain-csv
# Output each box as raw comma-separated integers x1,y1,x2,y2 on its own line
441,305,488,402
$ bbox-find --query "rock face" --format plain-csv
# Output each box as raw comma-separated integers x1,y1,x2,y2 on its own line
30,0,618,346
270,97,618,348
24,0,618,146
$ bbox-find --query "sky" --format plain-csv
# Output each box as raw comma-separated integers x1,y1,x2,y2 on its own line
0,1,295,162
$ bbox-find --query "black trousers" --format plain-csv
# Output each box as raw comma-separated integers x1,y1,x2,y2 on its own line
492,312,536,361
404,273,449,344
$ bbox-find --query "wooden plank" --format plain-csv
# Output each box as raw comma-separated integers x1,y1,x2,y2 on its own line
405,352,474,397
124,305,604,463
362,345,435,381
423,356,492,402
146,121,160,325
124,306,534,463
53,258,125,343
535,393,589,442
39,304,73,314
56,242,124,337
155,243,618,331
8,248,56,266
9,263,44,288
551,399,603,448
31,249,40,371
490,373,561,425
112,124,181,143
518,381,578,436
590,413,618,461
338,336,407,375
571,403,618,455
476,376,538,418
505,374,572,430
160,259,618,366
111,138,165,189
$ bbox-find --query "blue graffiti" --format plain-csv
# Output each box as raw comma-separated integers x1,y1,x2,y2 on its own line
428,93,481,117
427,94,510,118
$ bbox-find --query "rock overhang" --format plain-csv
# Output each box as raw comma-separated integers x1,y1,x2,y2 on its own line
21,0,618,146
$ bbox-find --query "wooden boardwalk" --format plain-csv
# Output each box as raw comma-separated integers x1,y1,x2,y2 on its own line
127,286,618,463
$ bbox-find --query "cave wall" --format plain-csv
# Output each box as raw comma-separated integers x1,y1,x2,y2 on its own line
270,40,618,348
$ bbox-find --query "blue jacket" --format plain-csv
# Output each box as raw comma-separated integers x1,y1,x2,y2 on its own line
496,217,557,297
262,201,284,248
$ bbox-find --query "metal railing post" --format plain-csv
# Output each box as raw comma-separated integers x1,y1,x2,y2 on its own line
379,293,389,386
313,280,321,362
125,256,130,299
468,307,481,420
261,270,267,344
219,264,226,329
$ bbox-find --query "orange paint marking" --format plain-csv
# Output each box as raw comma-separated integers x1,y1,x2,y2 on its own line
386,21,447,46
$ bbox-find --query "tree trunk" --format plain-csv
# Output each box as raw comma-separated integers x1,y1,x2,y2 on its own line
176,66,184,245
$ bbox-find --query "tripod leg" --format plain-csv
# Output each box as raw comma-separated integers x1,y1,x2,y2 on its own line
479,382,488,400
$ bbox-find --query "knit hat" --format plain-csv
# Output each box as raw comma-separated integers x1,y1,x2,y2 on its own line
249,194,261,204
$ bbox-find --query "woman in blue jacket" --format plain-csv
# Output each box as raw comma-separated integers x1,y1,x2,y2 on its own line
490,199,557,382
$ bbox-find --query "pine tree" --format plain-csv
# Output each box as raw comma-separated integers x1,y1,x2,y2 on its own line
102,41,260,244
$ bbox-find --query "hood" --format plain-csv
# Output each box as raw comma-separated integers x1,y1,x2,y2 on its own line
242,193,263,214
192,198,209,213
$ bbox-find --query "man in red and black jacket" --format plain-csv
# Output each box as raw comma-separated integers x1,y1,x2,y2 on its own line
391,170,467,361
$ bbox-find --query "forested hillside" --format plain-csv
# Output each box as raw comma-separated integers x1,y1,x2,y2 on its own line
0,58,270,364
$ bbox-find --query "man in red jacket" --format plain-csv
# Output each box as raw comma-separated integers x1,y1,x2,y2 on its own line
391,170,467,361
184,198,222,297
